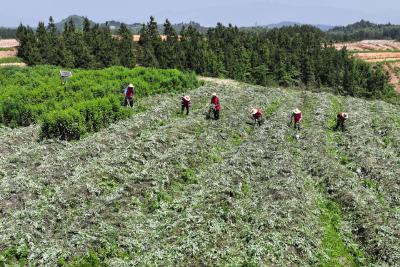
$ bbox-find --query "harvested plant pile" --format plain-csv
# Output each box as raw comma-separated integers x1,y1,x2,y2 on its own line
0,78,399,266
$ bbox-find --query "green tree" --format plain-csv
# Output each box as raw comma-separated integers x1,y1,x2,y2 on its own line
117,23,136,68
158,19,180,68
138,16,161,67
36,22,50,62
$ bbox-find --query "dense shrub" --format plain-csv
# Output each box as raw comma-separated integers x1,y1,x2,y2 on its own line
75,95,131,133
40,96,131,140
0,66,200,140
40,109,85,141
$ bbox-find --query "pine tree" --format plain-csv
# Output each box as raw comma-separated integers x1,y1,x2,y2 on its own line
138,17,161,67
36,22,49,61
16,24,28,59
23,27,42,65
159,19,179,68
47,16,61,66
117,23,136,68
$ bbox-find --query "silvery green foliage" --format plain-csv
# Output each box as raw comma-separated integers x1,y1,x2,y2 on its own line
0,79,399,265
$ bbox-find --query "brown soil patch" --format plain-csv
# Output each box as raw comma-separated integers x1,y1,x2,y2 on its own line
334,40,400,51
384,62,400,94
353,52,400,62
335,40,400,94
0,39,19,48
0,49,17,58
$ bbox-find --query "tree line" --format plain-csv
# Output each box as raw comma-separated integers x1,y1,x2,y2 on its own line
0,27,17,38
327,20,400,42
16,16,393,99
17,17,136,68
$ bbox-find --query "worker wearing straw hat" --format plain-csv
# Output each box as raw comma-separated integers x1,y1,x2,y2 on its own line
290,108,303,130
123,83,135,108
334,112,349,132
181,95,192,115
251,108,263,126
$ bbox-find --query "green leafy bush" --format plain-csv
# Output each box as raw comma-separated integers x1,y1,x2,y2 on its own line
75,95,131,133
40,109,85,141
0,65,200,139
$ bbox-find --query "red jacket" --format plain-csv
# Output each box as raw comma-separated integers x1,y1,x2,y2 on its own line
253,109,262,119
126,87,134,98
293,112,302,123
338,112,347,122
181,97,191,107
211,96,221,111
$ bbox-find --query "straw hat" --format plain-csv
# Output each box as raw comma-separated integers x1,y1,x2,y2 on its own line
128,83,134,88
183,95,191,101
293,108,301,114
252,109,258,115
212,92,217,97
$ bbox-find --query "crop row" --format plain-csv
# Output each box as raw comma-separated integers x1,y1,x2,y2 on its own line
0,66,199,139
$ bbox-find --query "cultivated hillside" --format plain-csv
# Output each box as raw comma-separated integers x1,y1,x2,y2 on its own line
328,20,400,41
0,79,399,266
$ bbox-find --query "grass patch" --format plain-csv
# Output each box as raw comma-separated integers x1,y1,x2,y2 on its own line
0,56,22,64
180,168,199,184
0,47,14,51
318,199,364,267
0,245,29,266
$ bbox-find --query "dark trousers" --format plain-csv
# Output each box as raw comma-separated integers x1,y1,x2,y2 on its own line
334,120,345,131
254,118,261,126
181,105,190,115
294,121,301,130
124,97,133,107
213,109,220,120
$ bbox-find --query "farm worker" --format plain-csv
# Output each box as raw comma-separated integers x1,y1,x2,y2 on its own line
252,108,263,126
181,95,191,115
290,108,302,130
210,93,221,120
334,112,349,132
123,83,135,108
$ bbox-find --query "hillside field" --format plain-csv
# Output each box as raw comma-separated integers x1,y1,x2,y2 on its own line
335,40,400,94
0,66,199,140
0,72,399,265
0,39,23,67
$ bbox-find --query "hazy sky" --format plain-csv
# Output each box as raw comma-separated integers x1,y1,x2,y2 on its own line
1,0,399,27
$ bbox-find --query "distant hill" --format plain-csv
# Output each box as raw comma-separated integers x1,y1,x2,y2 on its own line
328,20,400,41
55,15,96,31
266,21,335,31
53,15,208,34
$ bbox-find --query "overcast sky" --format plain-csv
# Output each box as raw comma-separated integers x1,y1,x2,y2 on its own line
1,0,399,27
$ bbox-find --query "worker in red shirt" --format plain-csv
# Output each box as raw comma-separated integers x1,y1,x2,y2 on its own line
209,93,221,120
290,108,302,130
252,108,263,126
334,112,349,131
123,83,135,108
181,95,191,115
